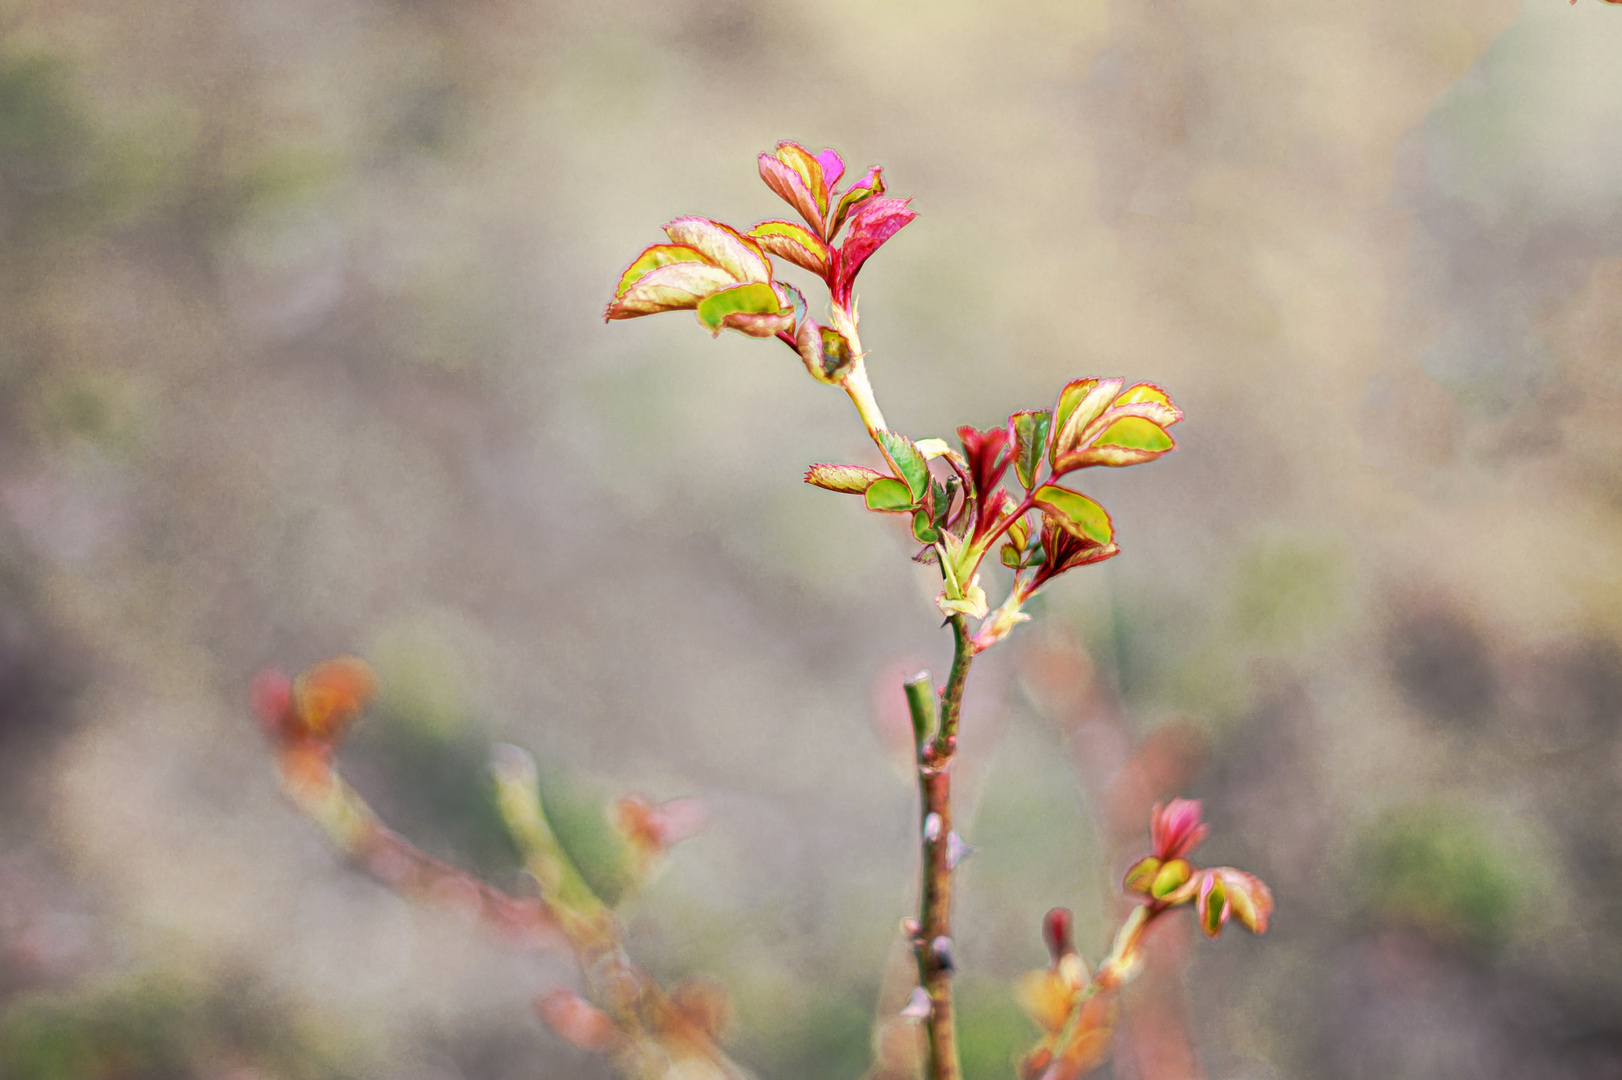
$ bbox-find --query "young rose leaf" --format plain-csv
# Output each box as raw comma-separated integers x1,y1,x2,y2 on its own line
758,143,828,235
1061,415,1174,470
831,197,916,306
1112,382,1183,427
957,424,1012,503
1201,868,1274,935
1032,519,1117,588
877,430,930,502
663,217,772,283
1050,378,1124,468
1010,410,1052,490
605,261,738,319
805,463,886,494
795,321,855,384
912,508,940,543
816,146,845,189
830,165,885,238
612,244,710,299
695,281,790,337
1033,485,1113,546
749,220,832,277
1122,856,1161,896
865,477,915,512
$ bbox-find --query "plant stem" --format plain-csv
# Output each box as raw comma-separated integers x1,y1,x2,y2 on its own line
907,614,975,1080
841,357,888,440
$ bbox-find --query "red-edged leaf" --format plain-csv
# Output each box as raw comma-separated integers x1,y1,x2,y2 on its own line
1033,516,1119,588
662,217,770,283
1049,378,1123,467
605,261,736,319
805,463,886,494
612,244,711,299
749,220,831,277
1111,382,1183,428
758,145,826,234
1061,415,1175,469
830,165,885,237
956,424,1012,506
830,197,915,306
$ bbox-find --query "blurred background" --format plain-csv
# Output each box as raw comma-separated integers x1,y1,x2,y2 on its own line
2,0,1621,1077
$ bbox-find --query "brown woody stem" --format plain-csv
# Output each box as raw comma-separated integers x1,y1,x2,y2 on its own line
905,613,975,1080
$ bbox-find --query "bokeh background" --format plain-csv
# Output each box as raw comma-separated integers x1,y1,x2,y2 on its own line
3,0,1622,1077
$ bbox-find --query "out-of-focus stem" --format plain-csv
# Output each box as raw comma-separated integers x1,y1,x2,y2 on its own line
905,614,975,1080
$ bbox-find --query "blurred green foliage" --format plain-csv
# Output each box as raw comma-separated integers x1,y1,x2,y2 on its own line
0,970,353,1080
1353,803,1530,953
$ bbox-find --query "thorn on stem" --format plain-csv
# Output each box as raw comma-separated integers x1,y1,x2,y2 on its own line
930,936,956,974
899,986,932,1020
923,812,942,843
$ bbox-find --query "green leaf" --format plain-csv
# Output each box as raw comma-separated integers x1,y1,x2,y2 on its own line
1033,485,1113,546
1010,410,1051,490
695,281,784,333
877,430,930,502
804,463,885,494
864,477,915,513
911,508,939,543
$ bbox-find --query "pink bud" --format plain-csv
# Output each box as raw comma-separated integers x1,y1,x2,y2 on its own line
1150,798,1209,860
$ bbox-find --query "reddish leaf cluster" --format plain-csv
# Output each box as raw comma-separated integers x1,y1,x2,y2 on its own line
1122,799,1274,939
605,141,913,387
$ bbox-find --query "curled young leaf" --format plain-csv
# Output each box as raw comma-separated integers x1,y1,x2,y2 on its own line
805,463,887,494
1197,867,1274,938
795,321,856,384
830,165,885,238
